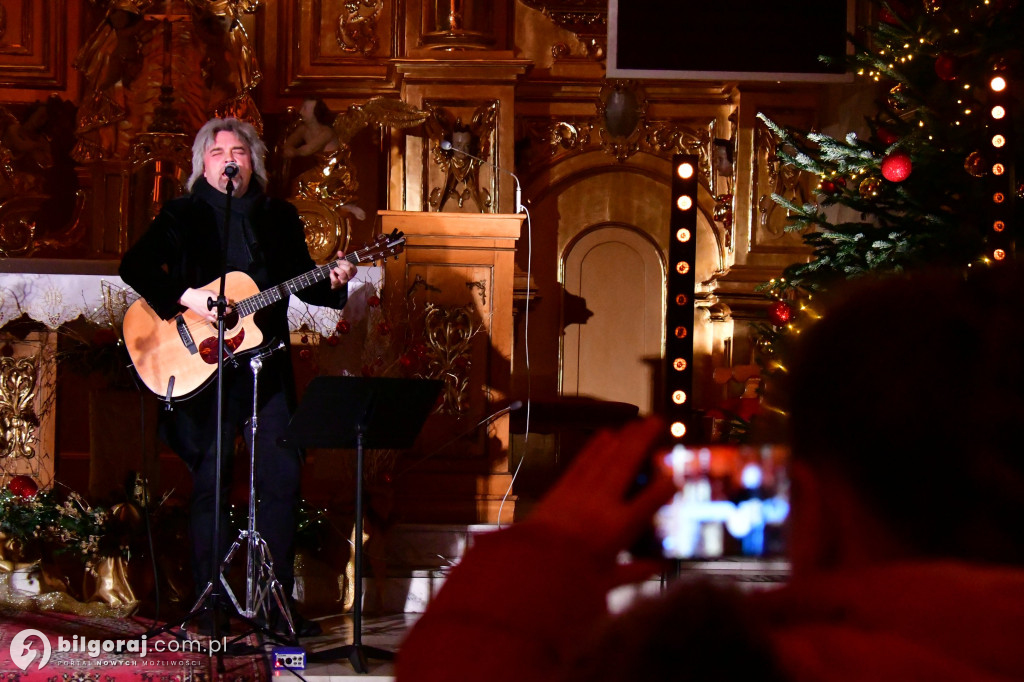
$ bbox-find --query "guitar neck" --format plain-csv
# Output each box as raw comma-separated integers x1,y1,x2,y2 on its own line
233,252,359,318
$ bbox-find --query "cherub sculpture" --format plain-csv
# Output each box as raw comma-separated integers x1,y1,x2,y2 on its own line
425,102,498,212
276,96,427,261
280,96,428,211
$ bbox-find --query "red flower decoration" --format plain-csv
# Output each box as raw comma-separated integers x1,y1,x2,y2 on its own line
299,348,312,360
399,353,415,369
367,295,381,308
300,334,309,344
336,318,351,334
326,334,340,347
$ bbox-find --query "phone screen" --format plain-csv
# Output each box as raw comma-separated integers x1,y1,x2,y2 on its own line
651,444,790,559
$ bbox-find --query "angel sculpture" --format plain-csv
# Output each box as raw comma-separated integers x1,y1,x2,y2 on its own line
425,102,498,212
277,96,427,261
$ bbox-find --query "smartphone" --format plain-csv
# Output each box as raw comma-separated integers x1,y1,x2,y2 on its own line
636,443,790,560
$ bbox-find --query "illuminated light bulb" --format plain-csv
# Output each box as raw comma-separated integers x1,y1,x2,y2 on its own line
676,261,690,274
672,390,687,404
673,358,687,371
994,163,1005,175
675,293,688,305
676,228,691,242
674,326,688,339
992,134,1006,148
670,422,687,438
964,109,972,115
994,249,1007,261
994,192,1006,203
677,163,694,179
992,106,1006,119
991,76,1007,92
676,195,693,211
994,220,1006,232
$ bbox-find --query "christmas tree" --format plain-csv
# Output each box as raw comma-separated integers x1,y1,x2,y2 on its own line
757,0,1021,341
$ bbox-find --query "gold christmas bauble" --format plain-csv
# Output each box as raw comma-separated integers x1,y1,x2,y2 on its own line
859,177,882,198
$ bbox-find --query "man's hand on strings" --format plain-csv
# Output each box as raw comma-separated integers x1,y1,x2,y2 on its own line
330,252,357,290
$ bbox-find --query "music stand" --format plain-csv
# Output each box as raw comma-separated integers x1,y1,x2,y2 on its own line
287,376,442,674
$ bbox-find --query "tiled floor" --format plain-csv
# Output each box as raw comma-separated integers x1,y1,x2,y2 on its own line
284,613,417,681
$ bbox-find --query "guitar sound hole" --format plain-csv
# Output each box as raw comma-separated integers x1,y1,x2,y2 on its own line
198,328,246,365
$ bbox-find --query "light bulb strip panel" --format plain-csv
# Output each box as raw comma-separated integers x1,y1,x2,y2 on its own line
666,154,698,442
987,72,1015,261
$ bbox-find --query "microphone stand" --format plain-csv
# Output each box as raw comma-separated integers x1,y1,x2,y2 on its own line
440,140,525,214
138,166,239,671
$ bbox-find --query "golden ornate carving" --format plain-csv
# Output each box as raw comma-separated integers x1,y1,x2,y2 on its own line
279,97,427,262
425,101,498,212
754,116,812,239
72,0,264,163
466,280,486,306
336,0,383,56
521,82,714,171
521,0,606,59
421,303,479,415
0,357,39,461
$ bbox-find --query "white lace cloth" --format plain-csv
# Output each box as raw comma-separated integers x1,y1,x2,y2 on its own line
0,267,382,335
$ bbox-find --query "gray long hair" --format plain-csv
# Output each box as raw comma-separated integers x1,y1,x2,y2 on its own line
186,117,268,191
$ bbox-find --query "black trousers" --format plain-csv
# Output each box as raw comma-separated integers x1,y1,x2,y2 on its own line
160,361,302,600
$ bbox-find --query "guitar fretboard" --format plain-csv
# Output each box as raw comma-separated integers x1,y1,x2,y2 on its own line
233,252,360,318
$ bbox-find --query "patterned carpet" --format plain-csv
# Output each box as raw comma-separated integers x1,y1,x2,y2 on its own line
0,607,271,681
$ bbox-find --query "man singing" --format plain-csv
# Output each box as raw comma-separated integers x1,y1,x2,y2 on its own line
120,117,356,636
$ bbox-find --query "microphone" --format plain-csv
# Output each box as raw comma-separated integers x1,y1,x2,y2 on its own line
223,162,239,178
439,139,524,214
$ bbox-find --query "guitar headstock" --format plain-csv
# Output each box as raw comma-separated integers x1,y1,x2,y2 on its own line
355,229,406,264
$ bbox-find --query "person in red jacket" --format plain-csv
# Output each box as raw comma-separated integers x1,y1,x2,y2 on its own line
396,266,1024,682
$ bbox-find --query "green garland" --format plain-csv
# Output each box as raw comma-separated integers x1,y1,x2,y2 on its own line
0,487,128,565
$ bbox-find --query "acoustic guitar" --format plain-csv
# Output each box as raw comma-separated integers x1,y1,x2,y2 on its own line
123,230,405,401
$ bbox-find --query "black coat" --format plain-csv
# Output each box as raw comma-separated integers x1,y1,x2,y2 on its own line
119,188,347,453
119,189,347,338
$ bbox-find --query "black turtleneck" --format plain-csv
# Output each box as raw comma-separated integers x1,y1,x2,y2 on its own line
191,176,270,287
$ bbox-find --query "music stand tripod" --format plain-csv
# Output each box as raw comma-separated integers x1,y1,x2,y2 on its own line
286,376,442,674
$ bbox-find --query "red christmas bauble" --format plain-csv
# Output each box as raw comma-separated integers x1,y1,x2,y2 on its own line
299,348,312,360
767,301,793,327
881,152,913,182
876,127,900,146
834,176,847,188
325,334,340,347
399,353,415,369
336,318,351,334
934,53,958,81
819,179,836,194
7,475,38,498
